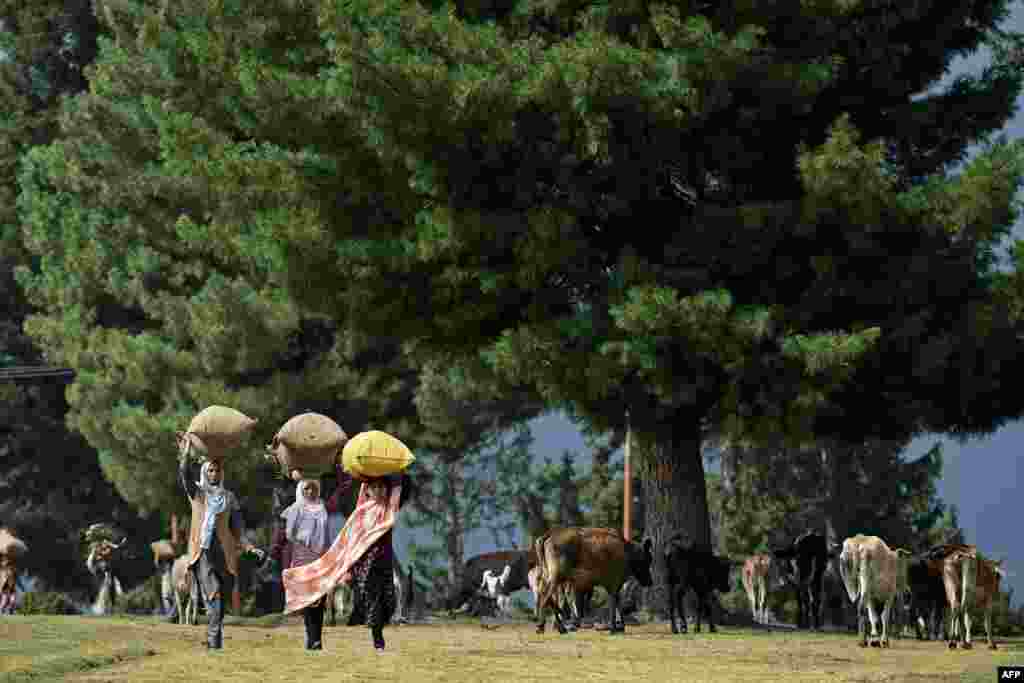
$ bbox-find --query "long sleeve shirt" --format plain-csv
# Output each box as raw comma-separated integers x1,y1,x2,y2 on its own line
179,459,245,538
270,464,355,568
178,459,244,573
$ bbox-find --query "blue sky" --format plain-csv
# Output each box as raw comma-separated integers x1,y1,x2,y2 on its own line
392,4,1024,604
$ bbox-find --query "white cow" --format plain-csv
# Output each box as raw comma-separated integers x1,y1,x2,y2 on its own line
742,554,773,625
480,565,514,614
171,554,199,625
839,535,901,648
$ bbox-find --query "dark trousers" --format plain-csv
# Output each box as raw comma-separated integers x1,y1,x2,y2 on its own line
192,550,235,648
303,597,325,648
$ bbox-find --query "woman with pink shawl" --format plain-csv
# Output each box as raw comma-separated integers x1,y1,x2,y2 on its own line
269,464,353,650
281,465,413,653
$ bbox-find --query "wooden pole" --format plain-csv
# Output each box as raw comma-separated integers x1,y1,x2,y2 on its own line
623,410,632,542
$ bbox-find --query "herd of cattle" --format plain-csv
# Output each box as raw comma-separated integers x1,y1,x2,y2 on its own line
457,527,1006,650
153,524,1006,651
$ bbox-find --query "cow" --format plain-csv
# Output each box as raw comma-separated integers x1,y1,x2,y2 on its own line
886,548,914,639
534,527,653,635
742,554,773,625
923,543,1004,650
329,562,409,626
839,534,901,648
771,531,831,630
480,566,514,615
444,550,536,617
971,555,1005,650
529,560,597,629
665,536,734,635
171,554,199,625
904,554,947,641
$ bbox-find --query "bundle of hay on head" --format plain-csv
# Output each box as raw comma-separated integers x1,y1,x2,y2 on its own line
178,405,259,462
0,528,27,559
265,413,348,481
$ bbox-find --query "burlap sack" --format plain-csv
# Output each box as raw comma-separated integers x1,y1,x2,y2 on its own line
265,441,338,479
341,430,416,478
150,540,176,562
275,413,347,453
0,529,27,558
186,405,258,455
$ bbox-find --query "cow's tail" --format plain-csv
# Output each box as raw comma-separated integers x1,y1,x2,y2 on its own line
960,554,977,611
741,565,754,598
533,535,550,592
839,548,860,605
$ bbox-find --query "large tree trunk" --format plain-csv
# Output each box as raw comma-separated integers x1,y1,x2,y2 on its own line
637,417,709,618
443,459,466,592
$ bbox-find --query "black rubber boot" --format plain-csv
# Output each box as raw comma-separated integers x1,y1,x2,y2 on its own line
206,598,223,649
312,603,324,649
303,608,315,649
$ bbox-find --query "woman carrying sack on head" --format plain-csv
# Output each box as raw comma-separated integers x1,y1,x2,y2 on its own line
282,465,413,653
268,464,354,650
178,446,263,650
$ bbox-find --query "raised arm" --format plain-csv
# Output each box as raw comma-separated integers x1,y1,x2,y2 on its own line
324,463,355,514
269,524,288,565
179,457,199,500
228,493,245,539
397,472,414,510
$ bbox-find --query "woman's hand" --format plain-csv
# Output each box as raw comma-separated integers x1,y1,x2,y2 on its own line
290,469,303,482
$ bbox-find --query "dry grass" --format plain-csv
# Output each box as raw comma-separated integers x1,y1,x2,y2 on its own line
2,615,1021,683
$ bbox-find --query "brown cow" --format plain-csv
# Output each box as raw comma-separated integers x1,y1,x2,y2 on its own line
534,527,653,635
924,543,1004,650
742,554,773,625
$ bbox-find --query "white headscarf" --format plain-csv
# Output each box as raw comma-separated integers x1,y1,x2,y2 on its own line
198,461,228,551
281,479,329,553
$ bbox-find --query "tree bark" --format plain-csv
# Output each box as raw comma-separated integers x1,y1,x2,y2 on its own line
443,459,466,592
637,416,709,617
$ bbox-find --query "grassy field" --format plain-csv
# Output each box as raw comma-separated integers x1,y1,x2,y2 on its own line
1,615,1021,682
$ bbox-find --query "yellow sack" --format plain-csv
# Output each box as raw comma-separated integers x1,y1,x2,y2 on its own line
186,406,258,456
341,431,415,478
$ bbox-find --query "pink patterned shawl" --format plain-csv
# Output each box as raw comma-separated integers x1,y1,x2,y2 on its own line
282,478,402,614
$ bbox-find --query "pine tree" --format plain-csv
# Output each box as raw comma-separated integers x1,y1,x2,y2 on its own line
272,1,1024,604
12,0,431,523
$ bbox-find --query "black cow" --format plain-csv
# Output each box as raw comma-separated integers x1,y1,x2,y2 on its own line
665,535,733,634
770,531,832,630
904,556,947,641
443,550,536,616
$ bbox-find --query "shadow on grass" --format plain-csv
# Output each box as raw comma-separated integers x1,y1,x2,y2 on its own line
0,642,155,683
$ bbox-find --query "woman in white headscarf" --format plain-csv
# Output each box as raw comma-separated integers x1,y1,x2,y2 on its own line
269,464,354,650
178,442,262,651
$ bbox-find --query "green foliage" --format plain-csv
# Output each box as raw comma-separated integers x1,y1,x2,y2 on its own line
11,0,1024,582
714,438,954,558
116,574,161,615
19,591,81,615
269,0,1024,560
